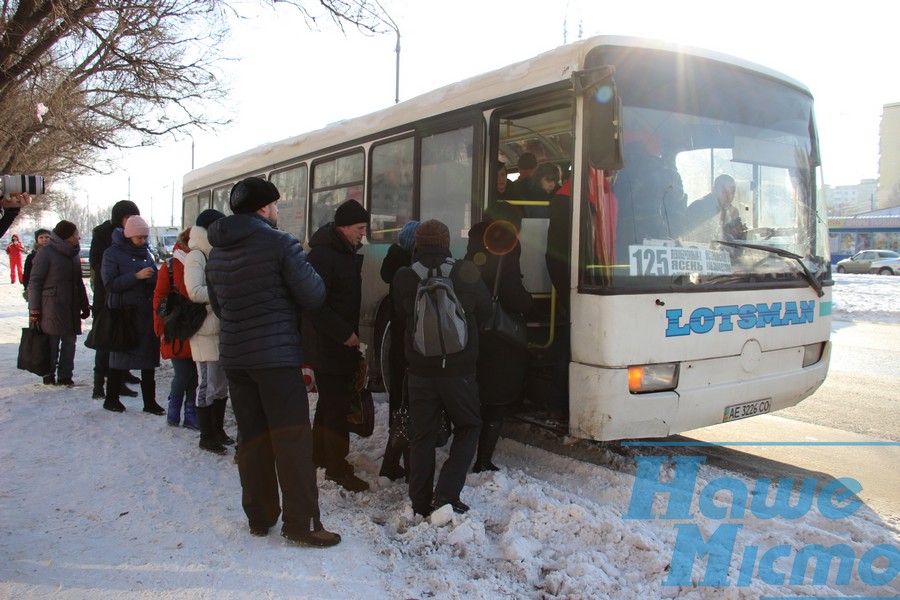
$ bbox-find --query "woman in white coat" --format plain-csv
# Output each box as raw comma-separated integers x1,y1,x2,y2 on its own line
183,209,233,455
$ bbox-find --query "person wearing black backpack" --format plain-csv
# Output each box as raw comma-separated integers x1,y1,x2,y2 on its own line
391,219,492,517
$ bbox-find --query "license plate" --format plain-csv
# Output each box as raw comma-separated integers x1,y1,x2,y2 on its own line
723,398,771,422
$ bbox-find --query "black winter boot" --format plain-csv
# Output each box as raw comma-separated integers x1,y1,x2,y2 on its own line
212,398,235,445
103,370,126,413
92,372,105,399
379,436,407,480
472,419,503,473
141,374,165,416
198,406,227,455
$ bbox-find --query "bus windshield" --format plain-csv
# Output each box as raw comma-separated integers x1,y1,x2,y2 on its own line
581,46,830,292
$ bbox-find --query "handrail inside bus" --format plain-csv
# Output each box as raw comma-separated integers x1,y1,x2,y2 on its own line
528,290,556,350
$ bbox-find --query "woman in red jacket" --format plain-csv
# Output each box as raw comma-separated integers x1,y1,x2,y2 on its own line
6,233,26,283
152,229,199,430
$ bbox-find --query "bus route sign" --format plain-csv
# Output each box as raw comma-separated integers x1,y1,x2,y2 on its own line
629,245,733,277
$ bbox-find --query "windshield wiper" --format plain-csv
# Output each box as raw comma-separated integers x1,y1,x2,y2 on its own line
714,240,824,298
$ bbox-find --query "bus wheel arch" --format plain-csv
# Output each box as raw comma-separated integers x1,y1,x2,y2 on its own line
370,296,392,393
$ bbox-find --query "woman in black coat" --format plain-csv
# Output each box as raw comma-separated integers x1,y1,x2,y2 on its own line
378,220,419,480
100,216,163,415
465,203,533,472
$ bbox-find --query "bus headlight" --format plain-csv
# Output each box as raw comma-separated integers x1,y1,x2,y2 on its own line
802,342,825,367
628,363,679,394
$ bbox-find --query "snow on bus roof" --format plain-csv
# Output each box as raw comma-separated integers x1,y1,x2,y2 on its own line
183,35,807,194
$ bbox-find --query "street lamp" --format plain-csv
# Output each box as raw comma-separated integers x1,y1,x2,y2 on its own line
393,27,400,105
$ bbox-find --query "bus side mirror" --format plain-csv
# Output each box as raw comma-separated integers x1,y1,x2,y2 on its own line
577,67,624,171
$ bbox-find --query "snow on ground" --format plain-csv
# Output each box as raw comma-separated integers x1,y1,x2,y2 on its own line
0,263,898,599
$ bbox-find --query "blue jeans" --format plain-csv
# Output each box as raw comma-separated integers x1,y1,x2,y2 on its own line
49,334,76,379
170,358,198,404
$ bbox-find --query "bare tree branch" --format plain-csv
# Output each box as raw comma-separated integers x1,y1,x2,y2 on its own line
0,0,393,210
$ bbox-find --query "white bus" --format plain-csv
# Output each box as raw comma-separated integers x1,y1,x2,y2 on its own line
182,35,832,441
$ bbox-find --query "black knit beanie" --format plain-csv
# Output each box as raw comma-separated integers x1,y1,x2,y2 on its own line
230,177,279,214
334,199,369,227
53,220,77,240
195,209,226,229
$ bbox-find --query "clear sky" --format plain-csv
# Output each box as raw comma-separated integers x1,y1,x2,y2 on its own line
70,0,899,226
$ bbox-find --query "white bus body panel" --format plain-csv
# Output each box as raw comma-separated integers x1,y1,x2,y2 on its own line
567,286,832,441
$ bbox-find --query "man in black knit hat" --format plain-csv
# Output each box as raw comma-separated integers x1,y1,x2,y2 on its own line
206,176,340,547
90,200,142,399
303,199,371,493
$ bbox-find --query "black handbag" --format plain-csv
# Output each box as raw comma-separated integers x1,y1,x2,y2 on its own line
391,371,452,448
84,297,138,352
347,352,375,438
482,255,528,347
17,325,51,376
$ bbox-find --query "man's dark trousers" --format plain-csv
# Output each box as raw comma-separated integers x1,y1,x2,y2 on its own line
407,373,481,513
312,371,353,475
226,367,320,534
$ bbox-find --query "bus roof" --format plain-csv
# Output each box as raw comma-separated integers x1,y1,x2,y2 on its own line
183,35,809,193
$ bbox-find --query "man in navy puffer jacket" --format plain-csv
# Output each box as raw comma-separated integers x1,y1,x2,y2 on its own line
206,176,340,548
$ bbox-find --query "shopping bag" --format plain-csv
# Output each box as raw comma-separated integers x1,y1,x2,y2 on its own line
347,353,374,437
84,305,138,352
347,387,375,438
17,326,51,376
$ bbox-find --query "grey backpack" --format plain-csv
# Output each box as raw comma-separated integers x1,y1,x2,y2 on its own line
411,259,468,364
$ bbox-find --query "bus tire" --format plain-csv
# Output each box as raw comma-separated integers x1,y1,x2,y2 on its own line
369,298,392,393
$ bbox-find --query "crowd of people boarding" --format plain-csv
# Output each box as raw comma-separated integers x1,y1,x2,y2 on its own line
8,166,562,549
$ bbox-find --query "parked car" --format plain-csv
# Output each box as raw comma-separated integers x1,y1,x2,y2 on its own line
148,243,160,263
78,247,91,278
835,250,900,274
869,257,900,275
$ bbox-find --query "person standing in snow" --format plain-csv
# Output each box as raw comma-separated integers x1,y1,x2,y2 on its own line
378,219,419,481
206,177,339,547
100,215,164,415
183,209,234,455
6,233,26,283
464,202,532,472
22,228,50,297
391,219,492,517
152,228,199,431
26,220,91,386
303,199,371,493
90,200,142,399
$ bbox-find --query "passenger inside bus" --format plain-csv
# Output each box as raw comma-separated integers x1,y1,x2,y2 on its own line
496,160,515,201
685,173,747,244
518,162,562,202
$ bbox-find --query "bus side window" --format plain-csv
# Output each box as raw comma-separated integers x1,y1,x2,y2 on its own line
370,137,415,243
